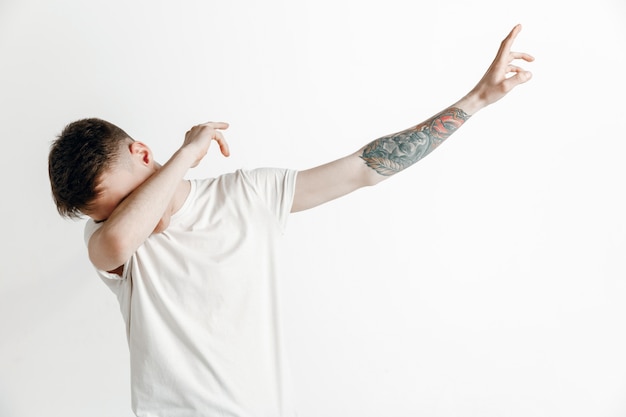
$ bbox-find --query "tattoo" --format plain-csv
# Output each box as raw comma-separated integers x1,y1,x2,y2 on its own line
360,107,470,176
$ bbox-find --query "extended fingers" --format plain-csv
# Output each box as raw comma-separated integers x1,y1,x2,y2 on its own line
214,130,230,157
495,26,534,72
201,121,229,130
501,24,522,52
202,124,230,157
496,24,533,64
509,51,535,63
186,122,231,156
197,122,230,155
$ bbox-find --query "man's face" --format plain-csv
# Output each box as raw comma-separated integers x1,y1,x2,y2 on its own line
83,141,158,226
84,165,152,224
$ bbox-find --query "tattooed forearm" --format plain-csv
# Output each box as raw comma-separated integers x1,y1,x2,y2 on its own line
360,107,470,176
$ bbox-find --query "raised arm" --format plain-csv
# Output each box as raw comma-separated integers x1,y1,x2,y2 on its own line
87,122,230,273
291,24,534,213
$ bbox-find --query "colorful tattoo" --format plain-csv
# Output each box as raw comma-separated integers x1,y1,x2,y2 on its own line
360,107,470,176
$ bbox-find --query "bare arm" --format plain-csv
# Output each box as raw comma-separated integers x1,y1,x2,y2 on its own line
88,122,230,272
292,24,534,213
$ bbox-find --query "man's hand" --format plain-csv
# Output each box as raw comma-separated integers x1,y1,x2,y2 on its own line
464,24,535,113
182,122,230,168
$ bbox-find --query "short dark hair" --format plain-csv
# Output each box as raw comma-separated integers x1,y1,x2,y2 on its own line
48,118,133,218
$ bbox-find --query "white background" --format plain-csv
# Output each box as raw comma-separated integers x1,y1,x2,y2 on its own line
1,0,625,416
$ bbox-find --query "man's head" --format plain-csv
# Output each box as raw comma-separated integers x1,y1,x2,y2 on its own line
48,118,155,221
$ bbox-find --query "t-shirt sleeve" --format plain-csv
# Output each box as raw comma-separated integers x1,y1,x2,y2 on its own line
240,168,297,231
83,219,130,281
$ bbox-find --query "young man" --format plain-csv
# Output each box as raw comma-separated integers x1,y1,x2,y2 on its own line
49,25,533,417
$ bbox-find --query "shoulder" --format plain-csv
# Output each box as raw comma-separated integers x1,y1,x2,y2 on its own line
83,219,101,246
197,168,296,189
239,167,297,186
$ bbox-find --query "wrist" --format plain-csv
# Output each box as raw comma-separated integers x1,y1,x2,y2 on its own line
173,145,200,168
455,90,488,116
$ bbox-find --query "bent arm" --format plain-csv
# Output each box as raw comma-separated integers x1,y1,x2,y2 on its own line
292,24,533,213
88,122,230,272
88,148,197,272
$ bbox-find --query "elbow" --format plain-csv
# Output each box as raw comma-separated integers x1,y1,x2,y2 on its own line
88,228,132,272
362,168,389,188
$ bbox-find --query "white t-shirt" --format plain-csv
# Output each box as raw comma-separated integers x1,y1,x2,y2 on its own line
84,168,298,417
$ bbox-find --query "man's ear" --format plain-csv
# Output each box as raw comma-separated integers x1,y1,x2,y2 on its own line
128,141,152,165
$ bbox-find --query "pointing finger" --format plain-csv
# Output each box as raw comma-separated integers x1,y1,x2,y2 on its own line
201,121,229,130
504,24,522,48
497,24,522,59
